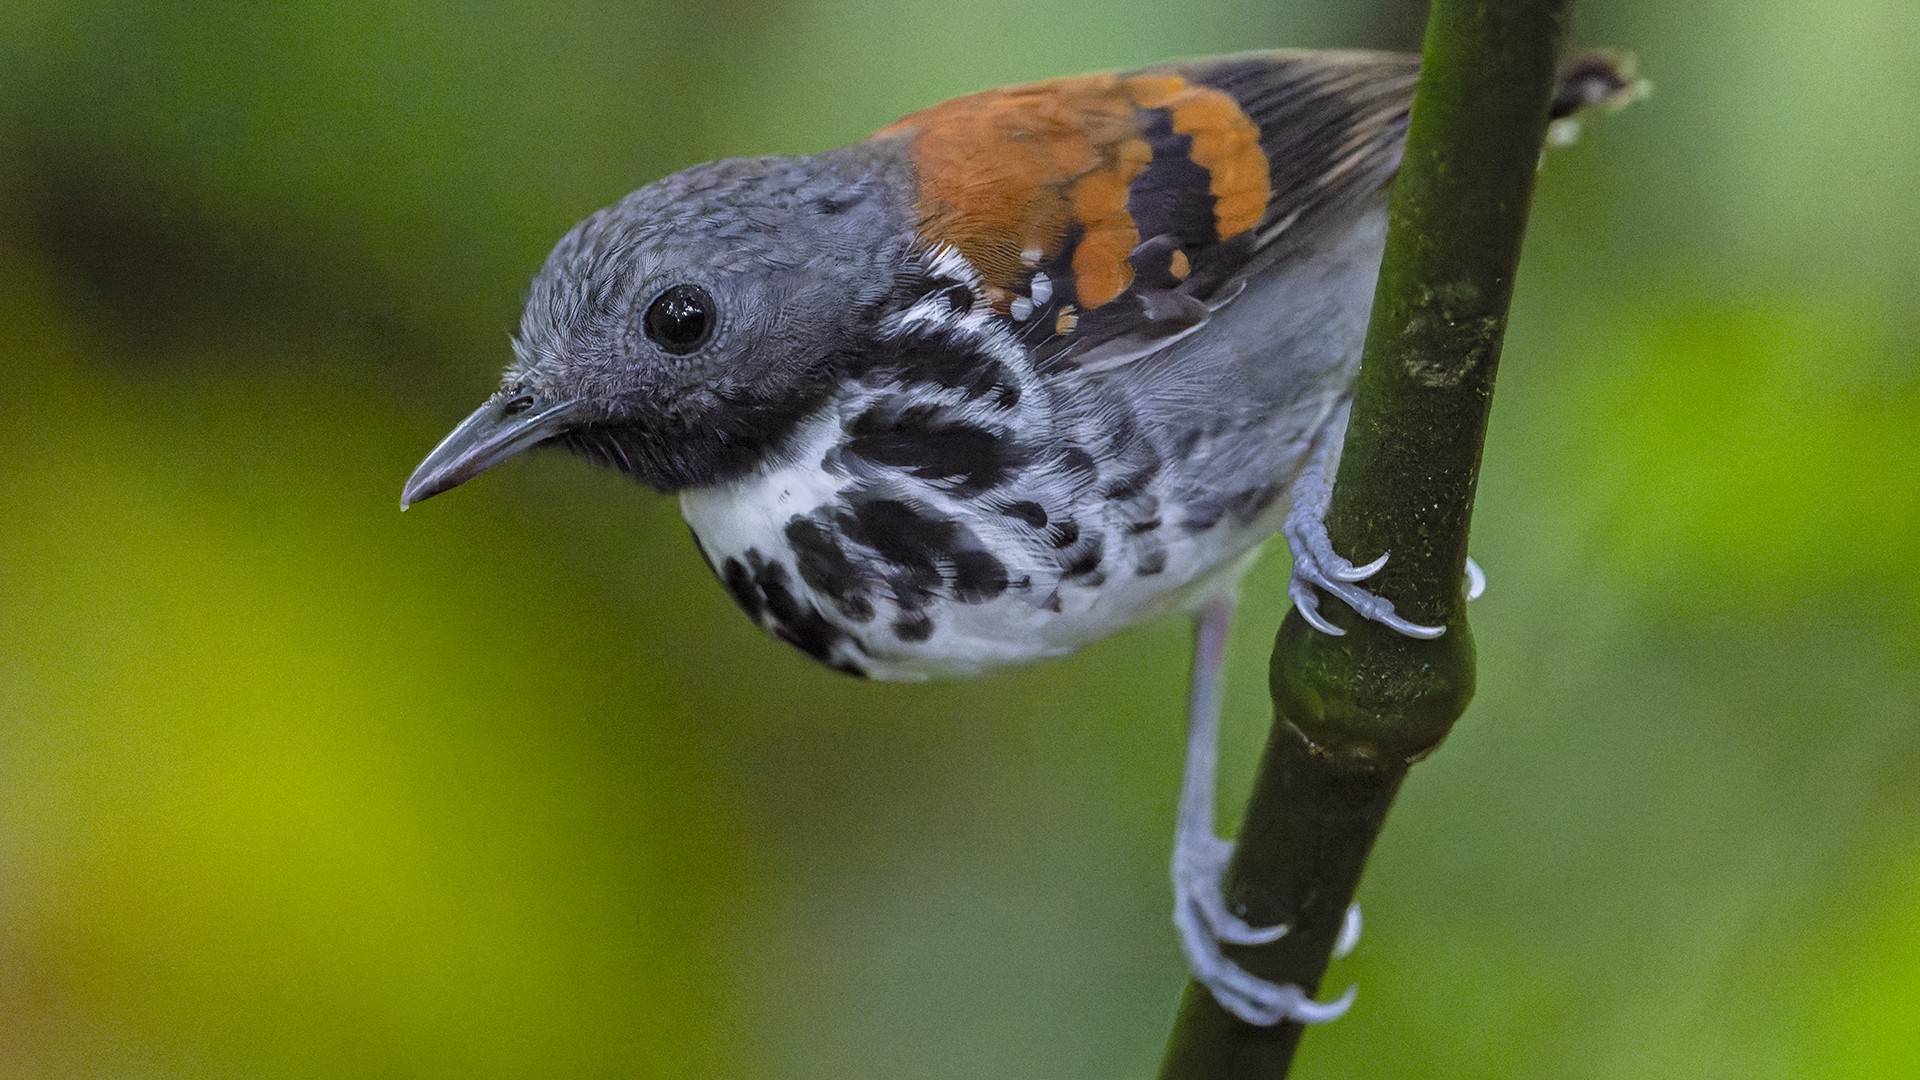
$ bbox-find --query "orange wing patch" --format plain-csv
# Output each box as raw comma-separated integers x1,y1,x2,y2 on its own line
876,70,1271,315
876,73,1143,311
1126,76,1271,239
1064,135,1149,307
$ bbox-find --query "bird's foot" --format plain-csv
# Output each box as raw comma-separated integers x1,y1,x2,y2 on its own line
1173,832,1357,1026
1283,462,1444,639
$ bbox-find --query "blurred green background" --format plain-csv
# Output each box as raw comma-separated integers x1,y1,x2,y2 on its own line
2,0,1915,1076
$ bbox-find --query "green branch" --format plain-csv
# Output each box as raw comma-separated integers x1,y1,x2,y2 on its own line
1157,2,1575,1075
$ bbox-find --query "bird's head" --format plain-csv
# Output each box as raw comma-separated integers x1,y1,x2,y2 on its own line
402,147,915,507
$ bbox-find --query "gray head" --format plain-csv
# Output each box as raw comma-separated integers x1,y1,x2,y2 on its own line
403,146,914,506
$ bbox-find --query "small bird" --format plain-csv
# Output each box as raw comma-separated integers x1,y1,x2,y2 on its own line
404,49,1629,1025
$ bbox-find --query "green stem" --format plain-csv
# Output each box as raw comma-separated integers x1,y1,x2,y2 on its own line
1156,1,1572,1076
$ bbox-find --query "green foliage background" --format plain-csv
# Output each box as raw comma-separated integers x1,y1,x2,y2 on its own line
2,1,1915,1076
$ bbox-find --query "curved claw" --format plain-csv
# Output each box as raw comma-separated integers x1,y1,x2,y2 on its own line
1288,577,1346,636
1207,907,1291,947
1332,550,1391,582
1465,556,1487,601
1333,903,1363,960
1288,983,1358,1025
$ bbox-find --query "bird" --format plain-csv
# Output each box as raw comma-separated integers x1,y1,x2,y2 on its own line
402,49,1631,1026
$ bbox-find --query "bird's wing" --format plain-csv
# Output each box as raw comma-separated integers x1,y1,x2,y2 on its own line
871,51,1420,372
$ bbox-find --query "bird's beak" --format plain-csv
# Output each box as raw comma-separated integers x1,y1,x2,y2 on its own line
401,391,586,509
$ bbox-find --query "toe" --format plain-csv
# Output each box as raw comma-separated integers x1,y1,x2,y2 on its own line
1318,577,1445,639
1289,578,1347,636
1202,899,1290,946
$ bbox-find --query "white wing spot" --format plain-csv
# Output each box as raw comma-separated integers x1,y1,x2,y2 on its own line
896,244,987,330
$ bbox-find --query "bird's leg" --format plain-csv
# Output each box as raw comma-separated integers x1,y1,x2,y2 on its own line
1171,593,1357,1026
1283,403,1446,639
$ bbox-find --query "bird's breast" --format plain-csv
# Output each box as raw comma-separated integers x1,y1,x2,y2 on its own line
677,383,1285,681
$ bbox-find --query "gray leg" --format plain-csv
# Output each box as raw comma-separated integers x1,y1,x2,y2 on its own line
1172,594,1357,1026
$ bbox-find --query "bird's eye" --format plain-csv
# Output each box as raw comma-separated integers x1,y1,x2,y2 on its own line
642,284,716,354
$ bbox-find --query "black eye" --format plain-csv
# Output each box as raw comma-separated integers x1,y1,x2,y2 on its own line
642,284,716,354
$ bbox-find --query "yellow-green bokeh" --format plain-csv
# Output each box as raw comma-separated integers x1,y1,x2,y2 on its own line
2,1,1915,1077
